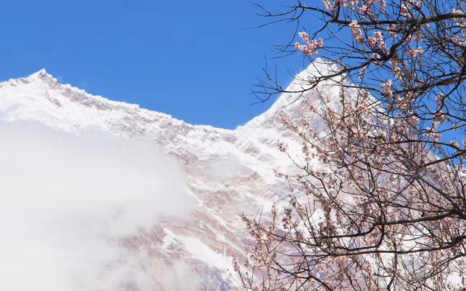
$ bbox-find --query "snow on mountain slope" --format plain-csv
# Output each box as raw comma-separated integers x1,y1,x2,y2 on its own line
0,61,335,290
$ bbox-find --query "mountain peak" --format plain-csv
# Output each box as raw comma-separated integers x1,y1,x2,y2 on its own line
35,68,48,74
30,68,50,78
243,59,342,129
28,69,59,86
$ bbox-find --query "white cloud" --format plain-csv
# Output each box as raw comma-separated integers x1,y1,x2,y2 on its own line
0,121,195,291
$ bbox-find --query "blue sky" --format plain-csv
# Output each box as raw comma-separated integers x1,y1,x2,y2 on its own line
0,0,308,129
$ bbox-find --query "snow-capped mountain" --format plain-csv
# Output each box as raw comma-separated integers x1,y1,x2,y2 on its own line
0,61,335,290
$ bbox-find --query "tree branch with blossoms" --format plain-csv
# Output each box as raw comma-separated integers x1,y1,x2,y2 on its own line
236,0,466,290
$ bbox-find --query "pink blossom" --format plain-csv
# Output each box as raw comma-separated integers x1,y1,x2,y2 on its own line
381,79,393,98
435,93,445,105
389,24,398,37
349,21,364,44
374,31,383,40
299,31,309,41
436,112,446,124
295,34,324,56
359,5,368,14
451,140,461,150
408,47,423,58
400,5,410,18
369,31,386,50
321,0,334,11
379,0,386,12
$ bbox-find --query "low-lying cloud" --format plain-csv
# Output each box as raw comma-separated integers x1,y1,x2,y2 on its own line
0,121,194,291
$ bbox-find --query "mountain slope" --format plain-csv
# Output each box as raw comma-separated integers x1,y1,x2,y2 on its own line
0,62,334,290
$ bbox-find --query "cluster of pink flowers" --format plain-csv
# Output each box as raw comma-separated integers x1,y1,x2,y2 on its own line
372,53,381,65
436,112,446,123
400,5,410,17
400,0,422,18
321,0,354,12
374,31,383,40
380,79,393,98
390,54,402,79
388,24,398,37
425,125,441,142
349,21,364,44
321,0,389,14
359,65,368,80
358,0,387,15
451,140,461,150
404,35,413,44
405,0,422,8
435,93,445,105
408,47,423,58
359,5,369,14
368,31,386,50
295,32,324,56
452,35,466,46
321,0,335,12
410,115,419,125
379,0,387,12
395,96,409,111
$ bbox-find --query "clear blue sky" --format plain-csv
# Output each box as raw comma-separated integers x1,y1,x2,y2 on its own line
0,0,308,129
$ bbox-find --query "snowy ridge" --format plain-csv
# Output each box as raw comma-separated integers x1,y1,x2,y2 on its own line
0,61,335,290
1,69,196,134
245,59,341,128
